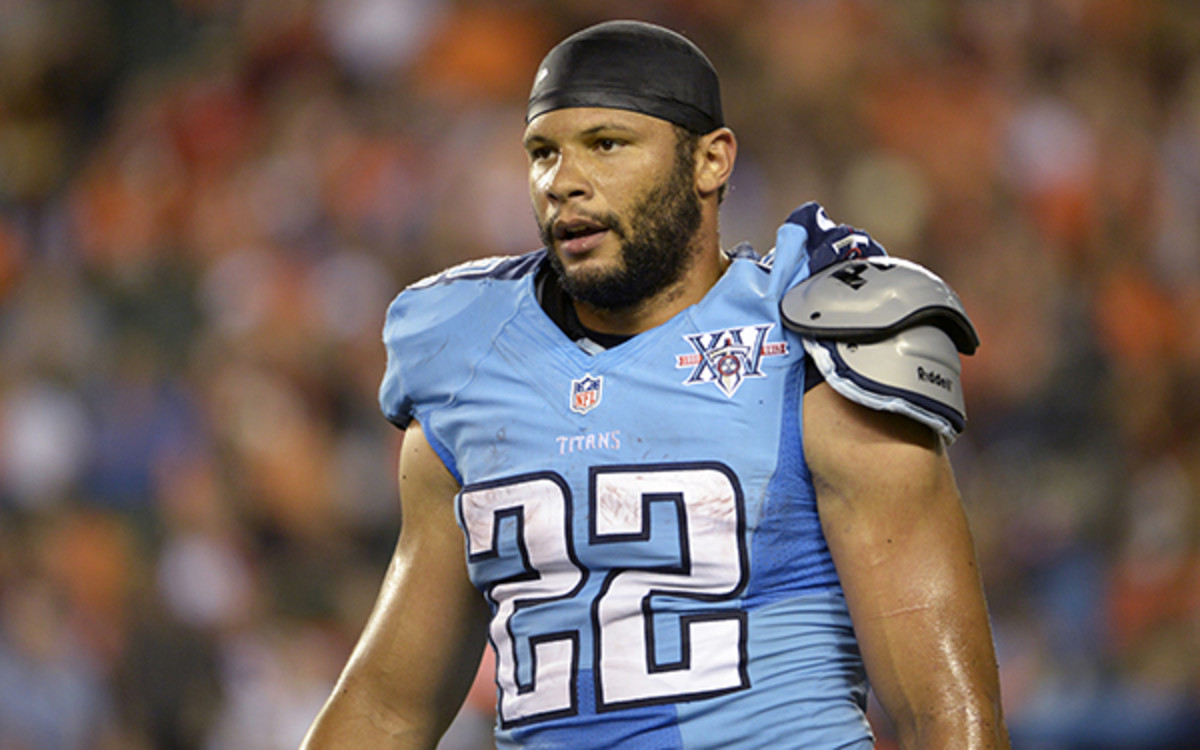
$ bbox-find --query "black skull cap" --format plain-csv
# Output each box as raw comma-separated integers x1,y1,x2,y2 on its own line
526,20,724,134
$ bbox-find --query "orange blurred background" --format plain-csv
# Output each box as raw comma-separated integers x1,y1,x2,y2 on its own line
1,1,1198,748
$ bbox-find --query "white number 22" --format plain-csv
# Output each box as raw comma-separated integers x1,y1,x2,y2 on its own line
458,463,749,728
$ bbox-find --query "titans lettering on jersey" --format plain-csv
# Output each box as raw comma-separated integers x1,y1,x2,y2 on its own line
379,203,883,749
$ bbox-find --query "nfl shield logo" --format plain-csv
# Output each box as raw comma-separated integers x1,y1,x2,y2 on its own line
570,374,603,414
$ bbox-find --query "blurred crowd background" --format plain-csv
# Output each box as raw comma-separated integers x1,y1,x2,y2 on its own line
1,0,1198,748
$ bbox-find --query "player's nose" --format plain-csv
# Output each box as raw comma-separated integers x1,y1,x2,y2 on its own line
543,152,592,205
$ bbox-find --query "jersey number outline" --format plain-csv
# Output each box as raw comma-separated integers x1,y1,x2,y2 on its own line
458,462,749,728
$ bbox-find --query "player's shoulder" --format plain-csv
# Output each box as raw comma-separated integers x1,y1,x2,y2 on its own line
385,250,544,333
758,202,887,293
379,249,545,429
406,251,545,292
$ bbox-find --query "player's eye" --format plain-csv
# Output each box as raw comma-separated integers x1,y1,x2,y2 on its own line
596,138,621,152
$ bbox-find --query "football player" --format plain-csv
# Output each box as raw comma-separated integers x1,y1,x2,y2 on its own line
302,20,1009,750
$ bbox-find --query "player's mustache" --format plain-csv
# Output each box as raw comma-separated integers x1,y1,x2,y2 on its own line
539,209,624,247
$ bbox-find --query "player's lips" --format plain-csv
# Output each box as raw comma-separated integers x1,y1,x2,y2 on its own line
553,218,610,256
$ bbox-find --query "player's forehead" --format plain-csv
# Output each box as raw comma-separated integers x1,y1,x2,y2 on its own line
522,106,672,144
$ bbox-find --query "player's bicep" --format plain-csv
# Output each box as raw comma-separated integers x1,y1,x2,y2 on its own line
320,422,488,747
803,380,950,519
803,383,1005,747
804,383,972,618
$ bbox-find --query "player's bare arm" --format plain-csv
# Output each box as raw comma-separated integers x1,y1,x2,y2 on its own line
301,421,489,750
804,382,1009,749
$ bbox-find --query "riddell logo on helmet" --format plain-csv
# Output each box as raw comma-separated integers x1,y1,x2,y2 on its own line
917,366,954,392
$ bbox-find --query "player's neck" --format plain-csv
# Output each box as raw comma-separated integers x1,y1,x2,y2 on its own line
574,241,729,336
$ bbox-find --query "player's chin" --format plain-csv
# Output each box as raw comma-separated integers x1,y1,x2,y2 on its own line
561,260,629,299
561,252,625,284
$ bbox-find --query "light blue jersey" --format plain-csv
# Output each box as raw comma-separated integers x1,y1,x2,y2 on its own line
380,204,885,749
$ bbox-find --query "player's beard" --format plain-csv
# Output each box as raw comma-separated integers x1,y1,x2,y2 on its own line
539,145,702,314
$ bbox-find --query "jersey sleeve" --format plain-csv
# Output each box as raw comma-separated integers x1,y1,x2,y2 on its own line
763,202,890,394
377,252,543,456
764,202,888,297
378,281,475,430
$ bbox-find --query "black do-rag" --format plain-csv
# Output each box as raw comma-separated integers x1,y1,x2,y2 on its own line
526,20,723,134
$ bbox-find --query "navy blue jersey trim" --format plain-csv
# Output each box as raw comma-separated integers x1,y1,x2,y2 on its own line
784,202,887,274
420,423,461,484
409,250,546,290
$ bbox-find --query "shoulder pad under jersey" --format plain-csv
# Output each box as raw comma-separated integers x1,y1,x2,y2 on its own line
781,257,978,354
780,257,980,442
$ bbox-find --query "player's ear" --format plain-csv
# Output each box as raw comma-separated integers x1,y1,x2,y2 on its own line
695,127,736,199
